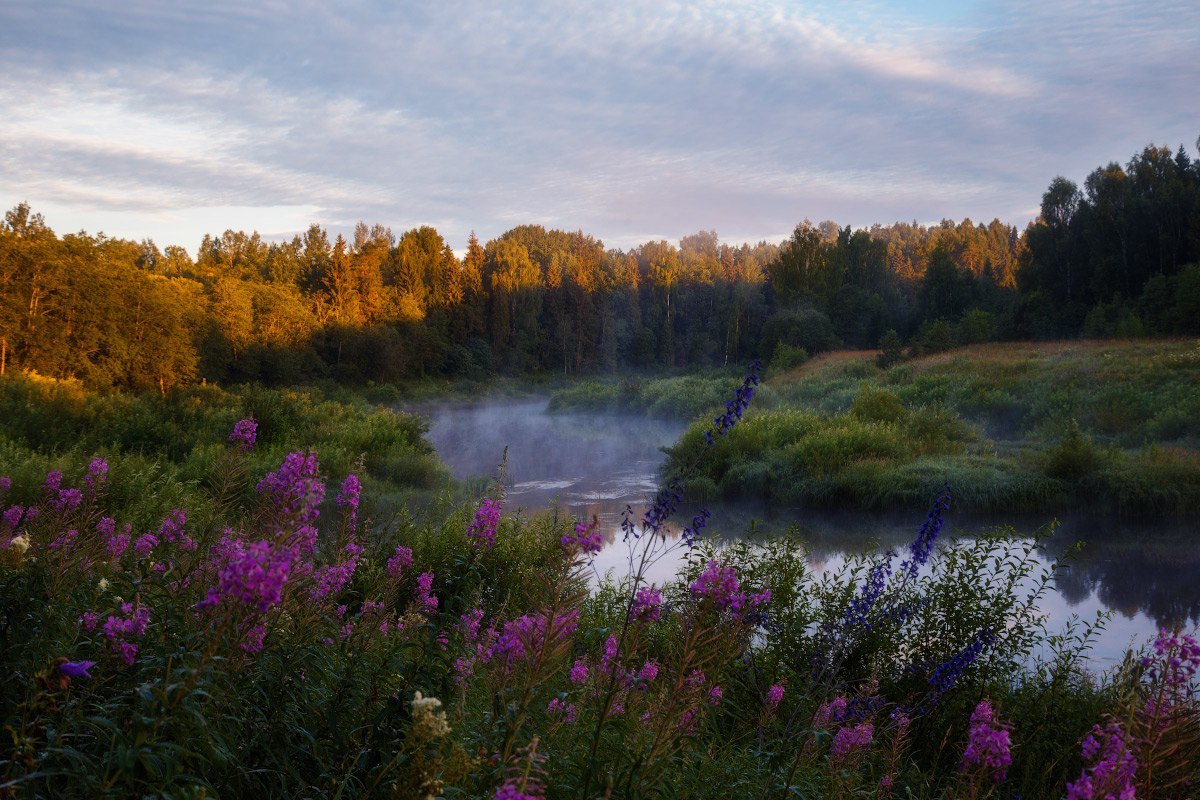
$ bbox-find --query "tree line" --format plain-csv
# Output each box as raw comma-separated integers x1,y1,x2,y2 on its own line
1,139,1198,392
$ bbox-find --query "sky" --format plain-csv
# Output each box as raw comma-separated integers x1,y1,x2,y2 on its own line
1,0,1198,254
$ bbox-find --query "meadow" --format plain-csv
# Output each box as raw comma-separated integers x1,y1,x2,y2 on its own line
1,366,1197,798
631,340,1200,514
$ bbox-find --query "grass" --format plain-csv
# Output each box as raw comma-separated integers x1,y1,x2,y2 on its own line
663,339,1200,514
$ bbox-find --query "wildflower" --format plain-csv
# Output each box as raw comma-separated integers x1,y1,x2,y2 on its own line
310,542,364,601
844,553,895,629
710,360,762,438
547,697,578,723
830,722,874,761
494,781,542,800
241,623,268,653
766,684,784,710
157,509,192,550
43,470,62,495
561,518,603,557
0,476,9,494
47,529,78,551
460,608,484,642
636,661,660,683
133,532,158,558
492,610,580,669
1065,721,1137,800
336,473,361,531
812,697,849,730
52,487,83,512
681,507,711,547
59,660,95,680
414,571,438,613
104,602,150,665
410,691,451,738
629,585,663,623
257,451,324,526
961,700,1012,783
638,479,682,540
569,658,589,684
97,577,109,592
899,489,950,580
201,538,295,612
8,533,30,556
468,498,501,548
79,611,100,631
386,545,414,580
3,505,23,530
708,685,724,705
85,457,108,494
690,560,740,609
927,629,994,699
106,524,131,560
228,417,257,451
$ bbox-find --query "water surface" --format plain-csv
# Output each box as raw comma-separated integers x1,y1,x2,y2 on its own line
416,397,1199,667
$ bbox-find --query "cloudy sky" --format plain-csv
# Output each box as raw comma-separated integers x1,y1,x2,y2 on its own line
2,1,1197,253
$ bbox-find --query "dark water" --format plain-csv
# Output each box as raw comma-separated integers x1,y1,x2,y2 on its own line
416,398,1200,667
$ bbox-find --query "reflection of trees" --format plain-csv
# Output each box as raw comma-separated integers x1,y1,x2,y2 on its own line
1043,523,1200,628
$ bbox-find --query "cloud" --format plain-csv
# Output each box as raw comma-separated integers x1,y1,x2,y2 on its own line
1,0,1197,252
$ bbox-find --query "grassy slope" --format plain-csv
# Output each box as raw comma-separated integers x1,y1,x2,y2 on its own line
664,339,1200,514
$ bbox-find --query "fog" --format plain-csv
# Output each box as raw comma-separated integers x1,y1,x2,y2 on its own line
414,397,1199,665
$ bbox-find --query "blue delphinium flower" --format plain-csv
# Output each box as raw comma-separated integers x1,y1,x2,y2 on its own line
899,488,951,581
60,660,96,680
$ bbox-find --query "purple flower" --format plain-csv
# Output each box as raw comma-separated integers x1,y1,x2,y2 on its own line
309,542,363,601
107,524,131,560
80,611,100,632
708,685,724,705
201,538,295,613
766,684,784,709
570,658,589,684
104,602,150,665
961,700,1012,783
491,610,580,671
60,660,96,680
52,487,83,512
337,474,361,531
494,781,542,800
709,360,762,440
43,470,62,495
926,629,994,700
133,532,159,558
630,585,663,623
690,560,740,609
387,545,414,580
2,505,22,530
85,458,108,494
467,498,501,548
257,451,325,527
830,722,874,761
229,418,258,451
1066,721,1138,800
899,490,950,580
415,571,438,613
561,519,604,557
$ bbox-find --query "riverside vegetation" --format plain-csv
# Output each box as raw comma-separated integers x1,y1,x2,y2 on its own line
2,367,1198,799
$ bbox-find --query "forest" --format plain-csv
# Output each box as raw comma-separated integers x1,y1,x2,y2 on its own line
2,140,1199,393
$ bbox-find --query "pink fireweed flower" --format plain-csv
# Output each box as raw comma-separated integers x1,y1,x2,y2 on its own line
310,541,364,601
708,686,724,705
2,505,23,531
547,697,578,723
201,538,296,612
51,487,83,512
766,684,785,710
85,457,108,494
386,545,414,581
491,609,580,670
96,517,116,537
79,611,100,632
107,524,131,560
415,571,438,613
690,560,740,610
686,669,707,688
561,518,604,557
257,451,325,526
812,696,849,730
1066,721,1138,800
467,498,501,548
336,473,361,531
133,532,159,558
460,608,484,643
43,470,62,495
104,602,150,665
47,528,78,552
241,622,268,653
961,700,1012,783
830,722,874,762
630,585,663,623
570,658,589,685
494,780,543,800
229,417,258,451
636,661,660,684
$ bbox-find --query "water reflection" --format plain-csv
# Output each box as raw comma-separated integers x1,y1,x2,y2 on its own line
413,397,1200,664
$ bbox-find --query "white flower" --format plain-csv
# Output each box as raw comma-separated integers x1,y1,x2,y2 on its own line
98,577,110,592
9,534,30,555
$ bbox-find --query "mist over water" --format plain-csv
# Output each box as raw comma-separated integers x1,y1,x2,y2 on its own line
415,397,1199,666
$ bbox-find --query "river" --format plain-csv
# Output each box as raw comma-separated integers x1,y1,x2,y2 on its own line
416,396,1200,667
